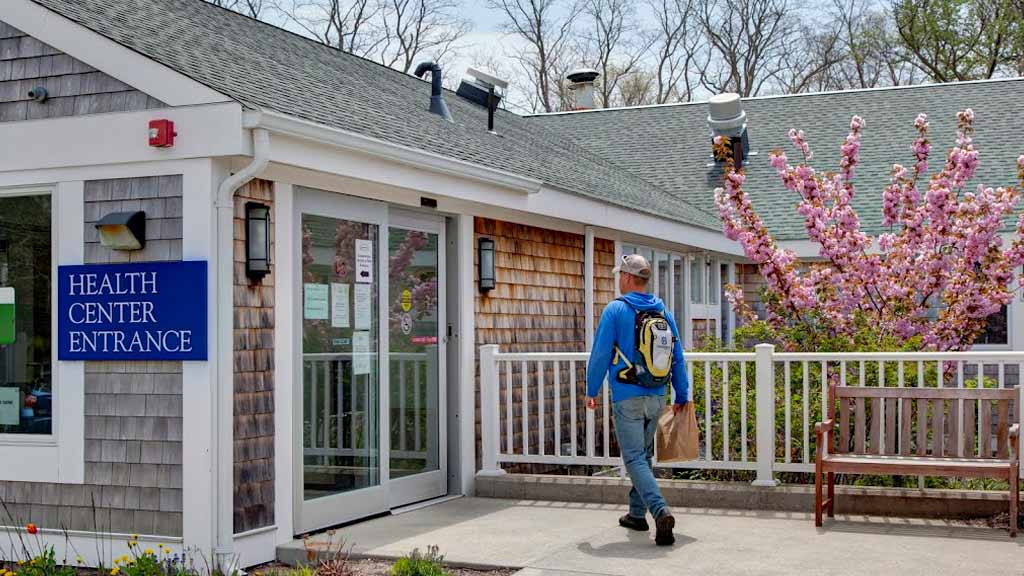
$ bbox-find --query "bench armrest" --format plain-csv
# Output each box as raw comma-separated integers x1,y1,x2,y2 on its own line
815,419,834,434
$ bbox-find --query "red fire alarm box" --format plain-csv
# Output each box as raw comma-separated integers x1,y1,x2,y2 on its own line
148,119,176,148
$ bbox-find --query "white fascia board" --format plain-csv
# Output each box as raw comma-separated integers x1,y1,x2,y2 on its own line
3,0,229,106
246,109,543,194
250,109,743,256
0,102,244,173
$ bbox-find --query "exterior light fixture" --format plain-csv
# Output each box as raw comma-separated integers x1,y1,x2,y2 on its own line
478,237,495,292
95,211,146,251
245,202,271,281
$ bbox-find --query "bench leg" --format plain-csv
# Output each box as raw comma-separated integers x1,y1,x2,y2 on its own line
827,472,835,518
815,466,823,527
1011,464,1018,538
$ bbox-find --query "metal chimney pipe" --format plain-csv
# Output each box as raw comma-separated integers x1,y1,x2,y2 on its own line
414,61,453,122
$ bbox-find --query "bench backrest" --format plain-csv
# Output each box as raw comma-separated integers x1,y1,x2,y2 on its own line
828,385,1019,459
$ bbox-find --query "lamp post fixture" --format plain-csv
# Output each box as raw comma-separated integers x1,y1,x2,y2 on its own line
478,237,495,293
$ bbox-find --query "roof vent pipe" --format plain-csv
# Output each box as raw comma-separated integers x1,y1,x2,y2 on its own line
414,61,453,122
707,92,749,168
566,68,599,110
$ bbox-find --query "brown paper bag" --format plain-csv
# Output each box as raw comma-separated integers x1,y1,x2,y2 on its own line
656,403,700,462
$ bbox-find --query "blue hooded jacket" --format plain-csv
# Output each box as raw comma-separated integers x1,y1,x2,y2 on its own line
586,291,689,403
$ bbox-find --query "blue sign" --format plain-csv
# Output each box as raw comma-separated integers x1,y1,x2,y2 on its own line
57,261,208,361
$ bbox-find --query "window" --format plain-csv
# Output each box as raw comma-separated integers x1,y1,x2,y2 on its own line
976,305,1008,346
0,194,52,435
690,257,703,303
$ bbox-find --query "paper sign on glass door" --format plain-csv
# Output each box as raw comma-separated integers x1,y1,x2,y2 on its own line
353,283,371,330
303,284,329,320
0,388,18,426
355,239,373,283
331,283,350,328
352,331,370,375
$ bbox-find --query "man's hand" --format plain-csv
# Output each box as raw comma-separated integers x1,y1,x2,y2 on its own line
586,396,598,410
672,401,688,414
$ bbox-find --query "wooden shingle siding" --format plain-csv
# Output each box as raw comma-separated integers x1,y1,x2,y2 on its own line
0,19,163,122
0,176,184,537
232,180,275,534
474,218,616,469
474,218,586,353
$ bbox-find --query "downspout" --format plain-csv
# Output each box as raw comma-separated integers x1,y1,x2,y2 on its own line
214,126,270,571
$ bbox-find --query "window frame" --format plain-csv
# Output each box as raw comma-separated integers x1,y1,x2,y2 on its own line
0,183,85,483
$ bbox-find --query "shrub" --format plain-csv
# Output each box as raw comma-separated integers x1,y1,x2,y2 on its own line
390,546,447,576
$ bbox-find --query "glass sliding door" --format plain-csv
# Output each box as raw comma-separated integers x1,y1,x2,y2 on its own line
296,189,389,532
294,191,446,533
387,211,446,507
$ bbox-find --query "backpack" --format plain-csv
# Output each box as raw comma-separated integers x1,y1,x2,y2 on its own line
612,298,676,388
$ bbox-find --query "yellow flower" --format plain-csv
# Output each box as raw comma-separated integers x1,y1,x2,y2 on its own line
110,567,120,575
144,548,154,556
76,556,84,564
114,559,121,565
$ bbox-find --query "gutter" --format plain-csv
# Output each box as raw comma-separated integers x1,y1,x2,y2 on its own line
213,123,271,571
242,109,543,194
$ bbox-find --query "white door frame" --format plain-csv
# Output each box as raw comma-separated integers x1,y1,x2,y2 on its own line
292,188,447,533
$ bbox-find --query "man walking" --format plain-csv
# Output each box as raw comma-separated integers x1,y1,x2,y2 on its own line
586,254,689,546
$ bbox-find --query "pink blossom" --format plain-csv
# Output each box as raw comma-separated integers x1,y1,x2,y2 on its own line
716,109,1024,351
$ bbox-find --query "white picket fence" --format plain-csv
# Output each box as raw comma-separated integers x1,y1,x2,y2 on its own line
478,344,1024,483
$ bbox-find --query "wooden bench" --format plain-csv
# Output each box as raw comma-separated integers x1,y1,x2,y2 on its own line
815,384,1020,536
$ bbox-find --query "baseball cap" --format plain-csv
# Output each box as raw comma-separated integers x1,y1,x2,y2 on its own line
613,254,651,279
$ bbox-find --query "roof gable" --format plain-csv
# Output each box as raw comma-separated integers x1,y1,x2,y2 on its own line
0,18,165,121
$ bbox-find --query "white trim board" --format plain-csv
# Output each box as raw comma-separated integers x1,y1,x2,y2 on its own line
0,103,245,174
255,126,743,256
2,0,229,106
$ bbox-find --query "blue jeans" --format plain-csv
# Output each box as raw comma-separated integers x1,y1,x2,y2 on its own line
613,394,669,519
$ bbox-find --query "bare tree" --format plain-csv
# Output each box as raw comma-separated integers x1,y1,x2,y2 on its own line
577,0,650,107
275,0,384,55
827,0,918,89
487,0,583,112
209,0,267,17
378,0,473,73
777,21,845,93
697,0,794,97
645,0,700,103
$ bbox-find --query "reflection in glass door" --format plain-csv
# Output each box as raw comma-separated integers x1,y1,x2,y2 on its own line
301,214,380,500
387,214,446,507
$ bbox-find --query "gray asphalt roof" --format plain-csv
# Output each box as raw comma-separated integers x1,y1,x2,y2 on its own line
30,0,719,231
530,79,1024,240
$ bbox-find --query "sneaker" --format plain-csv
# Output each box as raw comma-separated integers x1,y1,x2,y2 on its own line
618,514,649,531
654,513,676,546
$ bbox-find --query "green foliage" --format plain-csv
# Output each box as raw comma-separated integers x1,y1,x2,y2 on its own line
894,0,1024,82
10,546,76,576
390,546,448,576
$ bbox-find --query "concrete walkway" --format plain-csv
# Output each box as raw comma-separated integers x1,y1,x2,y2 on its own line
279,497,1023,576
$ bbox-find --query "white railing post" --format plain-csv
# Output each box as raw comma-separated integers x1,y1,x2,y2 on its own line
479,345,506,476
752,343,779,487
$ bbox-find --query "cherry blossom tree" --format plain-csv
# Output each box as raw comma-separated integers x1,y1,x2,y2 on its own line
714,109,1024,351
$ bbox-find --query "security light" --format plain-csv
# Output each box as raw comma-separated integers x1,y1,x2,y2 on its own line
245,202,271,281
95,211,146,251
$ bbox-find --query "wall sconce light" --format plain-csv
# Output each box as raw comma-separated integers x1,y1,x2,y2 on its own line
478,237,495,292
96,211,146,251
245,202,271,281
